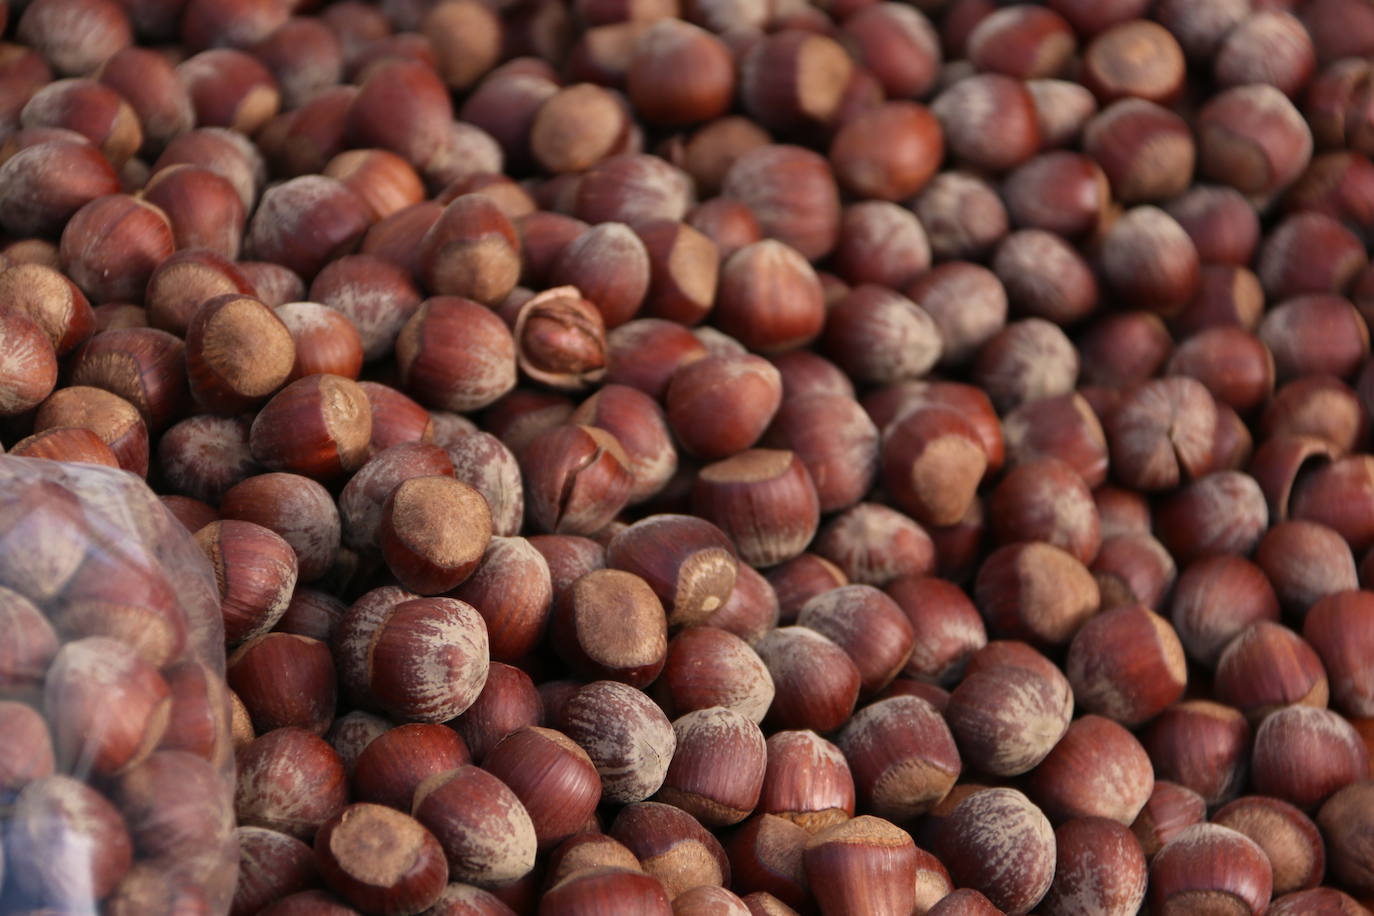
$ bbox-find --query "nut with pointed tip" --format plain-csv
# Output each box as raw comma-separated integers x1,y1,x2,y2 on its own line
249,374,373,482
411,765,538,886
885,576,986,686
1256,522,1358,618
754,626,861,734
1170,554,1280,668
936,788,1055,916
796,586,914,695
881,406,987,529
0,588,59,693
543,866,673,914
944,653,1073,777
1251,705,1369,810
231,826,319,916
610,801,730,901
988,458,1101,565
714,239,826,355
657,627,773,723
562,680,676,804
1317,780,1374,899
358,596,490,724
196,519,299,645
43,635,170,777
1040,816,1148,916
1144,700,1251,807
755,730,855,835
837,695,960,822
1029,715,1154,825
975,541,1101,648
606,515,737,627
34,385,148,476
1148,823,1272,915
448,663,538,767
1131,781,1206,861
396,296,517,414
1065,603,1187,726
1214,621,1328,722
655,706,766,828
235,727,349,841
1212,796,1325,897
1304,590,1374,717
483,726,602,849
227,632,336,736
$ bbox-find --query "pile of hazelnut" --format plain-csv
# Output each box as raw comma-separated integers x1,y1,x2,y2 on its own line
1,0,1374,911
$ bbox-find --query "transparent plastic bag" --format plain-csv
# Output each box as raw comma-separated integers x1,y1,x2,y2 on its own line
0,456,237,915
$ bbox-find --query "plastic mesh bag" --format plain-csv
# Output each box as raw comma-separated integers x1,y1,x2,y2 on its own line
0,456,236,915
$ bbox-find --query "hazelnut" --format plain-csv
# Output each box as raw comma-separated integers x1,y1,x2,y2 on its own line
720,144,841,263
349,722,471,814
610,801,729,901
657,627,773,723
837,695,960,821
813,502,936,587
551,568,668,687
754,626,861,733
520,424,634,536
378,476,492,595
692,449,820,569
1316,780,1374,899
7,774,134,908
411,765,537,886
665,353,782,461
931,74,1039,173
1040,817,1148,916
935,788,1056,916
757,730,855,833
1305,590,1374,717
484,726,602,849
235,727,349,840
1214,621,1329,722
1196,83,1313,197
1148,823,1273,915
656,706,766,827
1144,700,1251,807
1131,781,1207,861
738,30,852,133
605,516,736,627
228,632,336,736
944,655,1072,777
449,537,553,664
1029,714,1154,825
1213,795,1325,896
449,662,539,765
542,868,672,914
802,816,923,916
313,804,447,916
912,171,1009,263
231,826,319,916
1251,705,1369,809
